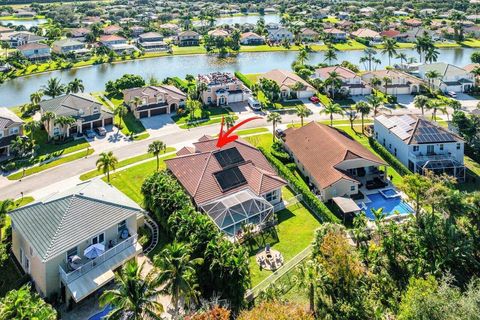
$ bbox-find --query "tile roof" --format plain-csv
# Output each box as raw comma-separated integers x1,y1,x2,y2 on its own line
0,107,23,129
283,122,386,189
17,42,50,51
315,66,357,79
39,93,112,119
99,34,126,42
351,28,380,38
262,69,315,91
166,137,286,205
123,85,186,105
9,179,143,262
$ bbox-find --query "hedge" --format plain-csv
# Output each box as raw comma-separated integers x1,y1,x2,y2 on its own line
270,149,291,164
235,71,254,89
259,147,340,223
368,137,411,176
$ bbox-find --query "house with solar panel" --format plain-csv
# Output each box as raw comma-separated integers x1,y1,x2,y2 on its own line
374,115,465,180
165,135,286,238
8,179,144,307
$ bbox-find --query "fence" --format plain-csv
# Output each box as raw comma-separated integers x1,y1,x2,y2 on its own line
273,194,302,212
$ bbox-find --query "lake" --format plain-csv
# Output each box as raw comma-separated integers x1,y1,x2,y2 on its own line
0,19,47,28
215,14,280,26
0,47,477,108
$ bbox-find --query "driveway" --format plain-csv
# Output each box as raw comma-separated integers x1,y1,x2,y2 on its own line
85,125,132,153
228,101,252,114
454,93,479,111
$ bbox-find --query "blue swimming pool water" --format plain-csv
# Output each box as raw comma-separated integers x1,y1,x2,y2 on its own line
88,305,112,320
362,192,413,220
380,188,399,198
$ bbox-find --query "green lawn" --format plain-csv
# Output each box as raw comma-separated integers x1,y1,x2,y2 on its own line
462,156,480,192
461,38,480,48
32,129,90,157
173,107,235,129
271,100,305,110
245,133,274,150
171,46,207,55
79,147,175,181
248,200,321,286
244,73,262,84
333,40,366,51
435,42,461,48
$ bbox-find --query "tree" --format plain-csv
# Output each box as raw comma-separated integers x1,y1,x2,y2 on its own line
396,52,408,65
361,48,377,71
425,46,439,64
427,99,447,121
105,74,145,95
66,78,85,94
29,90,43,109
9,136,34,158
471,51,480,63
237,301,314,320
54,116,75,140
1,41,10,59
295,104,311,126
267,112,282,141
355,101,371,133
23,120,41,141
324,71,342,100
224,114,236,130
258,78,281,103
42,77,65,98
345,107,358,130
400,173,430,213
114,104,128,133
381,38,398,66
293,260,320,313
413,95,429,115
367,94,384,116
148,140,166,172
41,111,56,137
96,151,118,182
296,47,309,66
425,70,441,90
320,102,343,127
99,260,163,320
382,76,392,95
0,199,13,242
186,306,231,320
0,284,57,319
154,242,203,316
185,97,202,121
470,65,480,87
324,45,337,66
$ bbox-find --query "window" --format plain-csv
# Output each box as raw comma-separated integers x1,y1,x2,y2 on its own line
207,97,211,103
394,148,397,156
375,132,378,139
19,248,24,265
53,127,60,136
350,185,356,191
388,144,391,149
439,144,444,151
265,191,278,202
9,127,19,135
457,143,461,150
24,256,30,273
118,220,127,233
427,145,434,155
92,233,105,244
92,106,99,114
413,146,419,152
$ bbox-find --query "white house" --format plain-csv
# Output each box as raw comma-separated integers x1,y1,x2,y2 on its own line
267,27,294,42
361,70,424,95
312,66,371,96
417,62,475,93
374,114,465,180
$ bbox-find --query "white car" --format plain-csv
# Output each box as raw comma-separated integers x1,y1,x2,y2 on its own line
447,91,457,98
248,97,261,110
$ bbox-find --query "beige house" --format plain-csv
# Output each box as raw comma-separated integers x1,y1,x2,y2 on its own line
312,66,371,96
282,122,387,201
262,69,316,99
0,107,24,157
9,179,144,307
123,85,187,118
198,72,251,106
361,70,424,95
39,93,114,138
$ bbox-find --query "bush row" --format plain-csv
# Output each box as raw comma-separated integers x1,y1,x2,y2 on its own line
368,137,411,176
259,147,340,223
234,71,254,89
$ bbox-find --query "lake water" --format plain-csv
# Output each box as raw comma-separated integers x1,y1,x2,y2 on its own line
0,19,47,28
215,14,280,26
0,47,477,107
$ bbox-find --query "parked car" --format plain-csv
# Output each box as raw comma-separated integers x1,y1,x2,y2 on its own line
85,129,96,139
248,97,261,110
275,128,285,138
95,127,107,136
309,96,320,104
447,91,457,98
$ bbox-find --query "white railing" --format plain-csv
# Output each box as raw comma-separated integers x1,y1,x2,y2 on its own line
409,152,454,162
59,234,138,284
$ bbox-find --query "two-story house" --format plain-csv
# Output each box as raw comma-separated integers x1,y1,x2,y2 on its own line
417,62,475,93
324,28,348,42
9,179,144,307
300,28,319,42
123,85,187,118
8,32,46,48
177,30,200,46
69,28,90,41
262,69,316,99
39,93,114,138
102,25,122,35
374,114,465,180
268,27,294,42
240,32,265,45
312,66,371,96
99,35,137,53
198,72,251,106
0,107,24,158
137,32,169,51
361,69,424,95
52,39,89,55
351,28,382,43
17,43,51,61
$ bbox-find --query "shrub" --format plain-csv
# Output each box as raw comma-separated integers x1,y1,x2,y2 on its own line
270,149,290,164
259,147,340,223
137,226,151,247
234,71,253,89
368,137,410,176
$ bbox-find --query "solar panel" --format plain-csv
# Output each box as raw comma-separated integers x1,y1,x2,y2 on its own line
214,147,244,168
214,166,247,191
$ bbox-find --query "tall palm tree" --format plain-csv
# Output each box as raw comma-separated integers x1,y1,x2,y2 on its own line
66,78,85,94
471,66,480,87
381,38,398,66
54,116,76,140
295,104,311,126
382,76,392,95
296,47,309,65
1,41,10,59
396,52,408,65
99,260,163,320
293,260,320,313
114,105,128,133
427,99,447,121
154,242,203,317
29,90,43,108
41,111,56,139
325,71,342,100
367,94,384,116
224,114,236,130
324,46,337,66
425,46,439,64
267,112,282,141
320,102,343,127
355,101,371,133
42,77,65,98
425,70,441,90
0,199,13,242
96,151,118,182
413,95,429,115
24,120,41,141
148,140,166,172
362,48,377,71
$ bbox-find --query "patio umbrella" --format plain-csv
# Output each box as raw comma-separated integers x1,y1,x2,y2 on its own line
84,243,105,259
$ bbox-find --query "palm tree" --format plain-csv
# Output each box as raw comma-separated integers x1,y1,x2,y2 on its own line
267,112,282,141
224,114,236,130
425,70,441,90
148,140,166,172
324,71,342,100
99,260,163,320
324,45,337,66
42,77,65,98
427,99,447,121
293,260,319,313
382,76,392,95
54,116,76,139
24,120,41,141
29,90,43,109
471,66,480,87
96,151,118,182
425,46,439,64
396,52,408,65
381,38,398,66
367,94,384,116
295,105,311,126
154,242,203,317
296,47,309,65
355,101,371,133
185,98,201,121
0,199,13,242
413,95,429,115
1,41,10,59
41,111,56,139
114,105,128,133
362,48,377,71
129,96,143,114
345,108,357,130
66,78,85,94
320,102,343,127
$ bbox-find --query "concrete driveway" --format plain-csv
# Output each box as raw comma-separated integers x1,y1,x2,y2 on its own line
454,93,479,111
228,101,252,114
85,125,132,152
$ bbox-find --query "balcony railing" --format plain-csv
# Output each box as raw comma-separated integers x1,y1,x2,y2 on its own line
409,152,455,162
59,234,138,284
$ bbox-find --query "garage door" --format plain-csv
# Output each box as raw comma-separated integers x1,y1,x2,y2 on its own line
150,107,167,116
297,91,314,99
139,111,149,118
104,117,113,126
93,120,103,128
228,93,243,103
82,123,92,131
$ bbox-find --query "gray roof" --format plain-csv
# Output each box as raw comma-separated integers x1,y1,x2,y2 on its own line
0,107,23,129
9,179,144,262
52,38,85,47
39,93,112,119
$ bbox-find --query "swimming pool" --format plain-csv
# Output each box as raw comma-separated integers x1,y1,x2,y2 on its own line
88,305,112,320
379,188,400,198
361,192,413,220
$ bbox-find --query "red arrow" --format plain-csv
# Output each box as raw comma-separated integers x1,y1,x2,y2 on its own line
216,116,262,148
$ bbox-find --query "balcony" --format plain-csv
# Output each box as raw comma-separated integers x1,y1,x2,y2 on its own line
59,234,142,302
409,152,455,162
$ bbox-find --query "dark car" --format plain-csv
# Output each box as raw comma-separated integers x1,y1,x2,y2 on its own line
275,128,285,138
95,127,107,136
309,96,320,104
85,129,96,139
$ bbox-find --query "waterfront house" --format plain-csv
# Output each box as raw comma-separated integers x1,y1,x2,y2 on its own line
18,43,51,61
351,28,381,42
380,29,403,40
417,62,475,93
52,39,89,55
123,85,186,118
0,107,23,158
99,35,137,53
374,114,465,180
324,28,348,42
300,28,319,42
9,179,144,307
361,70,423,95
398,27,437,43
177,30,200,46
312,66,371,96
166,136,286,237
39,93,113,138
69,28,90,41
240,32,264,45
267,27,294,42
281,122,387,201
198,72,251,106
262,69,316,99
137,32,169,51
130,25,146,37
207,29,229,39
403,19,423,27
8,32,45,48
